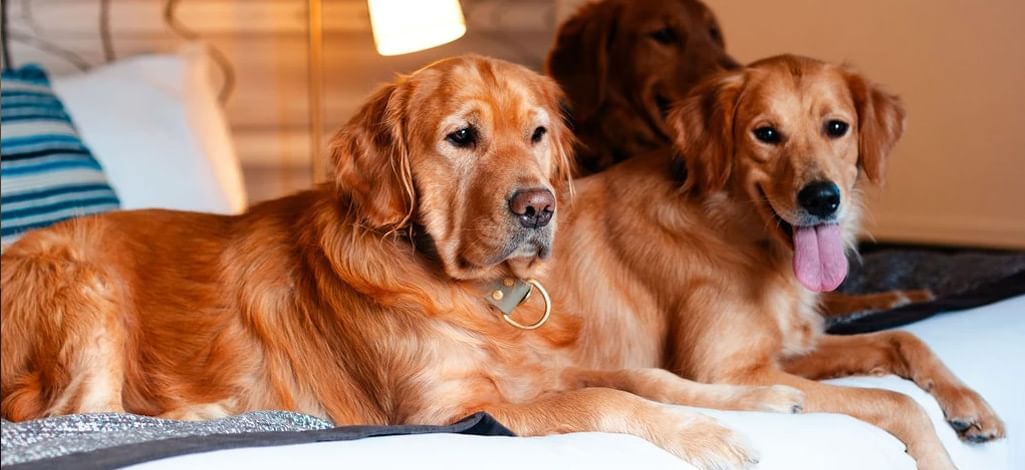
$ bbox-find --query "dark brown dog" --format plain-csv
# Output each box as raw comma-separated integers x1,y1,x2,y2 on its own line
547,0,736,174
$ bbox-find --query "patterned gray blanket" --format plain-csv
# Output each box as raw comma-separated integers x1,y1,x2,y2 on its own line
1,411,509,469
1,411,332,467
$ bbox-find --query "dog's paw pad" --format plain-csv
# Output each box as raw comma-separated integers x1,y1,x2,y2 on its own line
959,425,1004,444
939,388,1006,444
947,414,1005,443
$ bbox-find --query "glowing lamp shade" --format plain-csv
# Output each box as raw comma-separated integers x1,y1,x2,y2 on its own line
368,0,467,56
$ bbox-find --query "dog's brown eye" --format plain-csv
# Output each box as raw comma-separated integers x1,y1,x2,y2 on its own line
709,26,722,43
531,126,547,144
446,126,477,148
650,27,678,44
753,126,782,144
825,120,849,138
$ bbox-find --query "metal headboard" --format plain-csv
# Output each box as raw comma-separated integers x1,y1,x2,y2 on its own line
1,1,11,70
0,0,236,102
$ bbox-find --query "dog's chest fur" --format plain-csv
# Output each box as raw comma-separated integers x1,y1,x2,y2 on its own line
761,269,824,357
571,168,829,376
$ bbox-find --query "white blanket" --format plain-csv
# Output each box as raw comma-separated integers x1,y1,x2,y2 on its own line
133,296,1024,470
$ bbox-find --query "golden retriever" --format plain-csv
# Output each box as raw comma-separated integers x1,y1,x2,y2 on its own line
549,0,933,317
1,55,806,469
540,55,1004,469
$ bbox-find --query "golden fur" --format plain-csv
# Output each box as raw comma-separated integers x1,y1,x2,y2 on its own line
539,55,1005,470
1,55,813,469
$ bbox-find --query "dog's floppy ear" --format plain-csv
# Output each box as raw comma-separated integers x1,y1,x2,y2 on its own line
545,1,620,122
668,72,745,194
330,83,415,231
539,77,578,195
843,69,906,185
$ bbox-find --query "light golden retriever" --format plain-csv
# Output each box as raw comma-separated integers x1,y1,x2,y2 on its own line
2,54,808,469
538,55,1004,469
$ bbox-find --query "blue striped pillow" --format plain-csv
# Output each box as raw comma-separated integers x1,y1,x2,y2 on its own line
1,65,120,249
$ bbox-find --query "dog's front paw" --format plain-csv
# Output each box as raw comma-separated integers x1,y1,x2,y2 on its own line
738,384,805,414
941,387,1005,443
658,411,759,470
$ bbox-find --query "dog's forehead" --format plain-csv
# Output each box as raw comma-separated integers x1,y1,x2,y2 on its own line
626,0,712,26
677,0,716,22
416,61,547,125
745,66,855,119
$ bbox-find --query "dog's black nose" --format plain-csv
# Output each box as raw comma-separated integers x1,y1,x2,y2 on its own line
720,55,741,71
509,189,555,228
798,181,841,218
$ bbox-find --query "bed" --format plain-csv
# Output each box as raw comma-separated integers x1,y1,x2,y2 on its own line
3,295,1020,470
115,295,1025,470
112,294,1025,470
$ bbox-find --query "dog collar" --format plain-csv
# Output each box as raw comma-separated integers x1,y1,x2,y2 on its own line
481,278,552,330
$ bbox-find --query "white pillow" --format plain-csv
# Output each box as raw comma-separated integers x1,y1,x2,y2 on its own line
52,44,247,214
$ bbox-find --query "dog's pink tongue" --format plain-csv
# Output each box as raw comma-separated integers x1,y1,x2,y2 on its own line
792,224,848,292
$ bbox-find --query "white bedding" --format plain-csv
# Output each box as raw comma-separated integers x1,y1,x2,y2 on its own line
133,296,1025,470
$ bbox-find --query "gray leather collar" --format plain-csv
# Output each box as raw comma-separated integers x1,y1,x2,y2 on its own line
482,277,533,314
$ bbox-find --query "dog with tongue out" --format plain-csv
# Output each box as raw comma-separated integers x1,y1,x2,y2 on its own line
587,54,1004,468
527,54,1004,469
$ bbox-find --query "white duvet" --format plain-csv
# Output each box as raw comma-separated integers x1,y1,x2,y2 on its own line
134,296,1025,470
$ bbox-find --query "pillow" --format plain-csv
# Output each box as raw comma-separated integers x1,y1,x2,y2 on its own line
1,65,121,249
51,43,247,214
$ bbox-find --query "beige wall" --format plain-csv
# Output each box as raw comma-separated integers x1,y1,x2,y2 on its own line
701,0,1025,249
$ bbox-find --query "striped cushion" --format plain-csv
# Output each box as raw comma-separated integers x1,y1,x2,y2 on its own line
1,65,120,249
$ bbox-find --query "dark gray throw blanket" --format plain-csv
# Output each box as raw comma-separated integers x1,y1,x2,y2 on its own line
829,245,1025,333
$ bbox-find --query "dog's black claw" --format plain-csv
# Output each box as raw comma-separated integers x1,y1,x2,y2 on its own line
947,419,971,431
791,404,803,414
